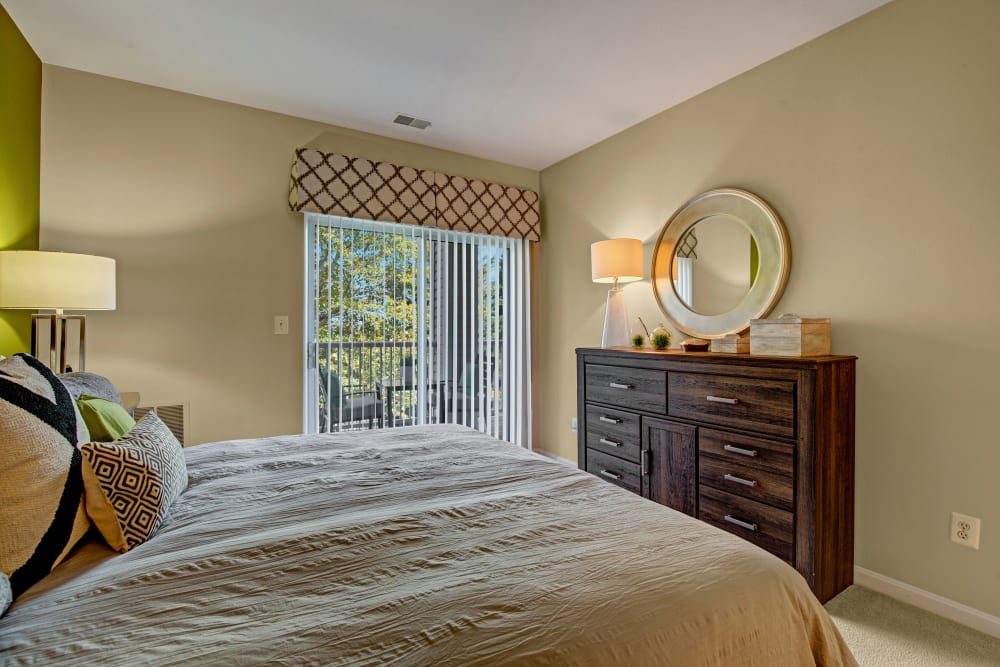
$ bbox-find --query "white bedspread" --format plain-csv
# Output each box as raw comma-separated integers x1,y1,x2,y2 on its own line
1,425,856,665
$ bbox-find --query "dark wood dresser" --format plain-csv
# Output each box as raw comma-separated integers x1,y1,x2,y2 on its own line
576,347,856,602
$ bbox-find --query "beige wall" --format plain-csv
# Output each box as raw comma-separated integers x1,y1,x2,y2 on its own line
40,65,538,446
539,0,1000,616
689,218,752,316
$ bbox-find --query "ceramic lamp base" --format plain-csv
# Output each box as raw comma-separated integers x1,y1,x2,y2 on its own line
601,288,630,348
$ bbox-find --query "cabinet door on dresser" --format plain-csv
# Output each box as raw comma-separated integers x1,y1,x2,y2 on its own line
641,418,697,516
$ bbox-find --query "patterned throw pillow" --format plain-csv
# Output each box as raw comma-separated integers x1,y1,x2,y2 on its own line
81,412,188,552
0,354,92,598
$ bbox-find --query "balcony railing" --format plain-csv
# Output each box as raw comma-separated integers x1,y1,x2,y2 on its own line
314,340,416,387
309,340,502,432
311,340,427,431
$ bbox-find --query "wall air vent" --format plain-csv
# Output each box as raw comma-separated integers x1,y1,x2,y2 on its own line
393,113,432,130
134,402,188,446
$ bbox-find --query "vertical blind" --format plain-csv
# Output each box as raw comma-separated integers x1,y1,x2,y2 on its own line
305,214,532,448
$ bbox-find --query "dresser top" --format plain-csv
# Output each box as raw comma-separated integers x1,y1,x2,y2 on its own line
576,347,856,369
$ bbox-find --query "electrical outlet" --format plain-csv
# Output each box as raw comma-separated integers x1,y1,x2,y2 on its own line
571,417,578,433
950,512,981,549
273,315,289,335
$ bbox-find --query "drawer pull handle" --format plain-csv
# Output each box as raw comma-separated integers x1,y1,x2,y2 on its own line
724,515,758,531
599,438,623,448
723,444,758,457
599,469,623,481
706,395,740,405
599,416,622,424
724,473,758,487
608,382,633,390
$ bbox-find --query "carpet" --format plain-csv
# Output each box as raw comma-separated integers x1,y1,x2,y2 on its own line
826,586,1000,666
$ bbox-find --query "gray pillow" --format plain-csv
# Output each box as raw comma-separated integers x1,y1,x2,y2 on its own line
0,572,14,616
58,372,122,407
1,573,11,617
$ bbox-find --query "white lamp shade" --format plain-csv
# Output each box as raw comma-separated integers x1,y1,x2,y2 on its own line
0,251,116,311
591,238,643,283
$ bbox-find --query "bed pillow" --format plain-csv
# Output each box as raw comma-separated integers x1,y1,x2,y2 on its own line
1,573,11,617
76,393,136,442
81,412,188,552
0,354,92,598
58,371,123,407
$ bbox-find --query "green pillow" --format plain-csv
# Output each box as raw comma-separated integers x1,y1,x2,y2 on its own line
75,393,136,442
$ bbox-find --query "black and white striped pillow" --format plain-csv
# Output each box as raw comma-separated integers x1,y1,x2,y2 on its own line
0,354,92,598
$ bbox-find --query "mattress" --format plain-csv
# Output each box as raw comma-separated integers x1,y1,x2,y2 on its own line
1,425,856,665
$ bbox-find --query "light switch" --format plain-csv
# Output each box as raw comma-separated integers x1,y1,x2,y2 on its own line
274,315,289,335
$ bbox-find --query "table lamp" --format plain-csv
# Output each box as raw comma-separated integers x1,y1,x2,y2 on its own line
0,251,117,372
591,238,642,348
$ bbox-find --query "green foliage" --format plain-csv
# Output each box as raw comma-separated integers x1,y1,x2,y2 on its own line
652,332,671,350
631,334,645,349
312,225,509,416
315,226,420,345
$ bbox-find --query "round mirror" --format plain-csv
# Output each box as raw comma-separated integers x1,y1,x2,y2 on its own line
674,213,756,316
652,188,790,339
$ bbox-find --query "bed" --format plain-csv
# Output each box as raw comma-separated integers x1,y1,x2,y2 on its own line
1,424,856,665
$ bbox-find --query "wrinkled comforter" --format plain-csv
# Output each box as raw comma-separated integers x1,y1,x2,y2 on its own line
1,425,856,666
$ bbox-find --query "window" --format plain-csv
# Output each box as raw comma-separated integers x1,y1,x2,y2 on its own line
304,214,532,448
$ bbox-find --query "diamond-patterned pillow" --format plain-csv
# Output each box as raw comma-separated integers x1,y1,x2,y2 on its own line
80,412,188,552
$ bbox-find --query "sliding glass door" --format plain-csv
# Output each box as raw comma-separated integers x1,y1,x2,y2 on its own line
304,214,531,448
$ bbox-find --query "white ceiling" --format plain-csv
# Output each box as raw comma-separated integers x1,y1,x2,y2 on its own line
6,0,890,170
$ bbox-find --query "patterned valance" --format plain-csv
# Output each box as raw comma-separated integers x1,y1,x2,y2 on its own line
289,149,540,241
677,229,698,259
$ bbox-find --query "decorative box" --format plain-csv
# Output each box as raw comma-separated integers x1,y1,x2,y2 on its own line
711,333,749,354
750,315,831,356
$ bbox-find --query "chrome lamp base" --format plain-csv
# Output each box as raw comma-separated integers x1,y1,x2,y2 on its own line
30,312,87,373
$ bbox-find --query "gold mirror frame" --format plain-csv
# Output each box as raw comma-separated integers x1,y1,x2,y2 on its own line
651,188,790,339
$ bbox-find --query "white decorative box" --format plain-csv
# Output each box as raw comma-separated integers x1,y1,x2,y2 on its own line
710,334,749,354
750,315,831,356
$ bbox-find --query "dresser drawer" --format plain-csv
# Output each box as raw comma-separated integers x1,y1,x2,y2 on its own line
699,428,794,474
699,454,794,511
585,405,641,463
585,364,666,414
699,486,794,563
699,428,794,511
668,372,796,439
585,448,642,495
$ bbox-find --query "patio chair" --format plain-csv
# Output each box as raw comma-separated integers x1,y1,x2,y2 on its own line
318,368,383,431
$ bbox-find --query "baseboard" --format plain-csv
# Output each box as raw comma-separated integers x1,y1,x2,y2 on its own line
854,566,1000,639
536,449,576,467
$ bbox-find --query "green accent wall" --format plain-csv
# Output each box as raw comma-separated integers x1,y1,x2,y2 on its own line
0,3,41,354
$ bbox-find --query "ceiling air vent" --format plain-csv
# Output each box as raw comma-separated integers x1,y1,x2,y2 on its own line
393,113,431,130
